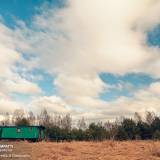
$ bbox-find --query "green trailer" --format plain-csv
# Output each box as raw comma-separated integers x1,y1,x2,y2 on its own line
0,126,45,142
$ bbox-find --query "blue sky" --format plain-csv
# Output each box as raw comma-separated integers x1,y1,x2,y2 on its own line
1,0,160,120
100,73,159,101
0,0,60,101
148,25,160,47
1,0,157,100
0,0,64,27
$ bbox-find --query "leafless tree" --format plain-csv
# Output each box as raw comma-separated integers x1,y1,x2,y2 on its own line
52,114,62,127
12,109,25,125
104,121,112,131
77,117,86,130
28,111,36,125
61,114,72,131
134,112,142,123
4,112,10,125
145,111,155,125
39,108,51,126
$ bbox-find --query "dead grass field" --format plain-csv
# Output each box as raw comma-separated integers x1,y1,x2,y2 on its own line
1,141,160,160
29,141,160,160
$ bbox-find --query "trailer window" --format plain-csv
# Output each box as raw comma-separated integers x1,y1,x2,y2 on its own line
17,128,21,133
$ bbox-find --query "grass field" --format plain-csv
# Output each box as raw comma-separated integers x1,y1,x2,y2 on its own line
30,141,160,160
1,141,160,160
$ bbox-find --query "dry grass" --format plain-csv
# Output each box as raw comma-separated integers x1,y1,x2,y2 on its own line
150,142,160,158
2,141,160,160
30,141,160,160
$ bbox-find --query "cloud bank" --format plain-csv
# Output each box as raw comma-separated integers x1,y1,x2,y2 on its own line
2,0,160,120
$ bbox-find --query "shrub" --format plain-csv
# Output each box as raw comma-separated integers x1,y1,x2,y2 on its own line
115,127,128,140
15,118,30,126
153,130,160,140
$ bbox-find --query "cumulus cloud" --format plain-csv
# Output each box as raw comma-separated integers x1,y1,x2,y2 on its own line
0,98,23,114
0,21,42,114
147,82,160,95
98,82,160,120
16,0,160,113
23,0,160,75
4,78,42,95
2,0,160,119
0,20,42,96
31,96,71,114
0,23,20,77
54,74,106,97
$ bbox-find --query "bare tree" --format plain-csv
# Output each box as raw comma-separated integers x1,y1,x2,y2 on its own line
61,114,72,131
4,112,10,125
39,108,51,127
53,114,62,127
28,111,36,125
110,123,119,140
145,111,155,125
36,115,40,125
12,109,25,125
134,112,142,123
104,121,112,131
77,117,86,130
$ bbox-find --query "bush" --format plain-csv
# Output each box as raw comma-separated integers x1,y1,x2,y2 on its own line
15,118,30,126
88,123,107,141
121,118,137,140
116,127,128,140
151,117,160,132
153,130,160,140
137,121,152,140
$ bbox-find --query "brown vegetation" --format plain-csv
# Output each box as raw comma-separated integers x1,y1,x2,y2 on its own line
2,140,160,160
30,141,160,160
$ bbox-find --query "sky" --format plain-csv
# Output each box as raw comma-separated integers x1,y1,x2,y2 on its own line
1,0,160,121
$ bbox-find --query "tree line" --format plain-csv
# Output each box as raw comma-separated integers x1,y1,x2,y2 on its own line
1,109,160,141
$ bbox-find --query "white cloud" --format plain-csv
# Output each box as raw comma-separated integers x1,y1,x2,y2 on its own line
0,21,43,116
0,23,20,77
54,74,107,97
24,0,160,75
149,82,160,95
13,0,160,120
98,82,160,120
0,19,43,97
31,96,71,114
4,78,42,95
0,98,23,114
2,0,160,120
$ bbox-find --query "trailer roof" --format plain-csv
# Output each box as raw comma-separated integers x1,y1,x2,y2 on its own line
0,125,45,129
